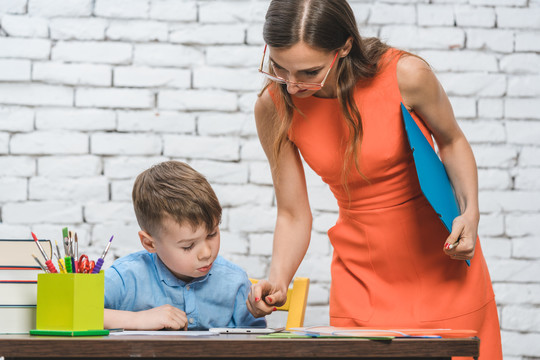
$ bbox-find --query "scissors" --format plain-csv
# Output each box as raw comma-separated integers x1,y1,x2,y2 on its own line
78,254,95,274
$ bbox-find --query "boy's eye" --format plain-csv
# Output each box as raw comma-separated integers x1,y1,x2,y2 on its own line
182,243,194,251
207,232,217,238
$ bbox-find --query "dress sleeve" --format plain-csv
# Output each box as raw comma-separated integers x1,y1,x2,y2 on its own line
104,266,126,310
232,273,267,328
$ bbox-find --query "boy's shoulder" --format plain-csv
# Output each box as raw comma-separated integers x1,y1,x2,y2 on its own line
211,255,249,279
110,250,154,271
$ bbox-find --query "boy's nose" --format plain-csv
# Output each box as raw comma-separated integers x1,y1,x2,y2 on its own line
198,242,212,260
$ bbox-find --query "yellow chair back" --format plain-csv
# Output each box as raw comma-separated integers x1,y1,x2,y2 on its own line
250,277,310,330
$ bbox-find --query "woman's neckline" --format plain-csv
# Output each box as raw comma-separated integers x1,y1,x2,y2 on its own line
295,93,338,101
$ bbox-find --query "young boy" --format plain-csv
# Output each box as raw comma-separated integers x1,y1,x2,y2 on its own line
104,160,266,330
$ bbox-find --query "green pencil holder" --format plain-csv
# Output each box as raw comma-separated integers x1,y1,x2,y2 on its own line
35,272,104,331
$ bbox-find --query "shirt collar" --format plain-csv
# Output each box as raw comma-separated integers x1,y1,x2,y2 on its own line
152,252,212,287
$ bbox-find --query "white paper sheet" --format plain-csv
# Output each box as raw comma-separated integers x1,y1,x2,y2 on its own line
109,330,218,336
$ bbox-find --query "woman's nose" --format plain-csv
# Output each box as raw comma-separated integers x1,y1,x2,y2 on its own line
286,82,301,94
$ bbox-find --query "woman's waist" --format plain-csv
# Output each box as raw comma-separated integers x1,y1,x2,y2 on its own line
329,178,424,213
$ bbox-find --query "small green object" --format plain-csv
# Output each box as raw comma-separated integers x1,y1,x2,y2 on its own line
62,227,68,239
30,329,109,337
64,257,72,273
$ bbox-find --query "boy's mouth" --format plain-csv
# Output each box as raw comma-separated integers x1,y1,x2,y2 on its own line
198,263,213,272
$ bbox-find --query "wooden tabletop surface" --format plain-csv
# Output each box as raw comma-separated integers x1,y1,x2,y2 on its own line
0,334,479,360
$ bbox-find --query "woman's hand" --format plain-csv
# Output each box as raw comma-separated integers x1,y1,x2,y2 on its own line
443,212,479,261
246,280,287,318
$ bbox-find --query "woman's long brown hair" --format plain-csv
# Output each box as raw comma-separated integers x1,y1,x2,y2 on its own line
261,0,390,190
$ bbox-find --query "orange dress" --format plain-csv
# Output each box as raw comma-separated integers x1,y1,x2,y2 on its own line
284,49,502,360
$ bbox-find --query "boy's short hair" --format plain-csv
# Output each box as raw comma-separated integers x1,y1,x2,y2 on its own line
132,161,222,237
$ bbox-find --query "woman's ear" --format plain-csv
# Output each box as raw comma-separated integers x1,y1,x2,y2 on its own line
340,37,353,58
139,230,157,253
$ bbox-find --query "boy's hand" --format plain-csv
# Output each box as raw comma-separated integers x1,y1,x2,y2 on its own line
246,280,287,318
135,305,188,330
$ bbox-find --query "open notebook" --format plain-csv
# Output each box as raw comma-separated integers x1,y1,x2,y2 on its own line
289,326,477,339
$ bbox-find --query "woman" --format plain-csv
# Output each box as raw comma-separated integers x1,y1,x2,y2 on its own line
246,0,502,359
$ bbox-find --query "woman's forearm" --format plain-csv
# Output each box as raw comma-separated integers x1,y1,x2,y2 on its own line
268,211,312,292
439,135,480,221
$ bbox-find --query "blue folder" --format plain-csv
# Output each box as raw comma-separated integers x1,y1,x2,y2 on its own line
401,103,470,266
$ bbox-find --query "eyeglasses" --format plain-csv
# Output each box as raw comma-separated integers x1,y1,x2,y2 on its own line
258,44,339,90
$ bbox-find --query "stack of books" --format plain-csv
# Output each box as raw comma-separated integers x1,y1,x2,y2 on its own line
0,239,51,334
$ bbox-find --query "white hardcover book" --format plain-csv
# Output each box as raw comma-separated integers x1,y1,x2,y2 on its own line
0,306,36,334
0,281,37,306
0,239,52,267
0,267,43,281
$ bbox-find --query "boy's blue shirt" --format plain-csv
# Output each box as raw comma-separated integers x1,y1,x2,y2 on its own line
104,251,266,330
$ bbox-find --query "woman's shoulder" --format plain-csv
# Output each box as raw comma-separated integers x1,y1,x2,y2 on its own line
396,53,440,109
255,86,278,116
254,86,280,145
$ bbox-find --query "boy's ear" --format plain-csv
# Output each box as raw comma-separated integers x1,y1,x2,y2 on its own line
139,230,157,253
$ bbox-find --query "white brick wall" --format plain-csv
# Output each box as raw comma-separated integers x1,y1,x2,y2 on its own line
0,1,538,357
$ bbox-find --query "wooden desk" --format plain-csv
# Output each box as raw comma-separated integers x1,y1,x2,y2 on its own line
0,334,479,360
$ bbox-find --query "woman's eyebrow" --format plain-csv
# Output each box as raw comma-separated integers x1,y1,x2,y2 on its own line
269,57,323,72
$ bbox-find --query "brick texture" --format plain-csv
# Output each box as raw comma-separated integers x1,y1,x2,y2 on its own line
0,2,538,355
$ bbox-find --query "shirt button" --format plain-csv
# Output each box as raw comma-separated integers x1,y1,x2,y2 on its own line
186,285,190,291
189,318,194,324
